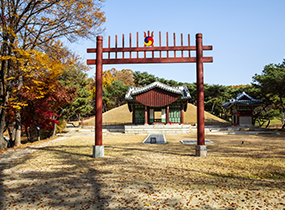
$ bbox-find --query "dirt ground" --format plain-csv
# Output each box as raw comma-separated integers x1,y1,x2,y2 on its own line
0,131,285,209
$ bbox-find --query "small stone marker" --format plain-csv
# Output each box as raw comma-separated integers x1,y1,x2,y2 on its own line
142,134,166,144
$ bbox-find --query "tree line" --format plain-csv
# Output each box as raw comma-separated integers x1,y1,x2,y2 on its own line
1,59,284,149
88,62,285,131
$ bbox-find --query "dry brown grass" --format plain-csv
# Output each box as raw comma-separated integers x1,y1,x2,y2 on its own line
1,132,285,209
184,103,229,125
83,103,230,126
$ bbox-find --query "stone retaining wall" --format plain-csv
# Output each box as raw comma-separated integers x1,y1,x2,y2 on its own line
124,124,191,134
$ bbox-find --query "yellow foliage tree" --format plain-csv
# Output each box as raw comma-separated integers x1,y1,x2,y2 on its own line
0,0,105,148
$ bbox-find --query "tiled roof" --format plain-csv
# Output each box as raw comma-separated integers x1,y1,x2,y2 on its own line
125,81,191,100
222,91,263,108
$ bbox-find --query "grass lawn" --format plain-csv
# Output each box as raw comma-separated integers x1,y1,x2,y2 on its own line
255,118,284,129
1,133,285,209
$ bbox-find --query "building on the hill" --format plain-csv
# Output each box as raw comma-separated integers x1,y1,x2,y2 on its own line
125,81,191,125
222,91,263,126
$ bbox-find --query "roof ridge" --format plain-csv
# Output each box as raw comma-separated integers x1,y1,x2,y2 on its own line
125,81,191,100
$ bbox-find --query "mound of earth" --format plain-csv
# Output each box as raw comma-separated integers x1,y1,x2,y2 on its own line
82,103,230,126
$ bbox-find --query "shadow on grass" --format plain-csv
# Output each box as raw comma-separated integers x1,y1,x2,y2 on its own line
2,135,285,209
0,162,7,209
106,143,197,157
1,146,111,209
26,145,92,158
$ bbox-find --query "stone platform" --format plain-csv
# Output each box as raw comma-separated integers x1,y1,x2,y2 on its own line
124,124,191,135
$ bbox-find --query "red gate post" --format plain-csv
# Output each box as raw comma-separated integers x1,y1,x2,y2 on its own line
195,33,207,157
93,36,104,158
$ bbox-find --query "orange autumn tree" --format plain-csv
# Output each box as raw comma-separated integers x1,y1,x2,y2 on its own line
0,0,105,148
89,68,134,112
5,49,76,144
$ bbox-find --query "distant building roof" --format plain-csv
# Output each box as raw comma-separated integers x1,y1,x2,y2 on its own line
222,91,263,108
125,81,191,100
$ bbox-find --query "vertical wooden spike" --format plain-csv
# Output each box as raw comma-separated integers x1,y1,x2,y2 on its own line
122,34,124,59
108,36,110,59
137,32,139,58
181,33,183,58
129,33,132,58
188,34,190,57
115,35,117,59
144,32,146,58
159,31,161,58
166,32,169,58
173,33,176,58
152,32,154,58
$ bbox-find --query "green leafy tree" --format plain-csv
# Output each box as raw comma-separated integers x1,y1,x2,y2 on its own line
204,84,230,117
107,80,129,107
133,71,156,87
58,66,92,121
252,60,285,129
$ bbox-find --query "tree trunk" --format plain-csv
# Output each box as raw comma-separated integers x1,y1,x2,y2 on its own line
37,128,40,141
34,122,41,141
265,117,270,128
0,109,7,149
211,100,216,114
14,110,22,147
0,37,9,149
257,118,261,127
25,126,30,142
11,121,16,141
52,116,56,138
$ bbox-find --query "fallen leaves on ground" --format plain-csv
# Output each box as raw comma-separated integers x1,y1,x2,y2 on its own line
1,133,285,209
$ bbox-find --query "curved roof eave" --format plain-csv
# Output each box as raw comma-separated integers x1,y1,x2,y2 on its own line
125,81,191,100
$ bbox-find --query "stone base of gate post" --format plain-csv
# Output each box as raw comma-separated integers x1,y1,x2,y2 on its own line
195,145,207,157
93,145,104,158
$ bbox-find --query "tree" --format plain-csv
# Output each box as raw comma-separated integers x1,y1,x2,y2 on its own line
58,66,92,121
204,84,229,117
252,59,285,129
4,50,77,145
107,80,129,107
0,0,105,148
89,69,134,113
115,69,134,86
133,71,156,87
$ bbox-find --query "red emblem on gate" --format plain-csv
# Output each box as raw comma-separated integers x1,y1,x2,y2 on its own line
144,31,154,47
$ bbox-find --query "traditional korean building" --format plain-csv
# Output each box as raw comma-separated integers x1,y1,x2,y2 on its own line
125,81,191,125
222,91,263,126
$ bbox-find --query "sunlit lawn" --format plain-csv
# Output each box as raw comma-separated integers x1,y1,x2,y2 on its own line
2,133,285,209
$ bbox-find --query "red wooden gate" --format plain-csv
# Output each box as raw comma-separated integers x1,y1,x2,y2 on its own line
87,31,213,157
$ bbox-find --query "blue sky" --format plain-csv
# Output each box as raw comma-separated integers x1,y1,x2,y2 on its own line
68,0,285,86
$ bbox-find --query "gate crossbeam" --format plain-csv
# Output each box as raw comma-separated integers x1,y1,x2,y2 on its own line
87,57,212,65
